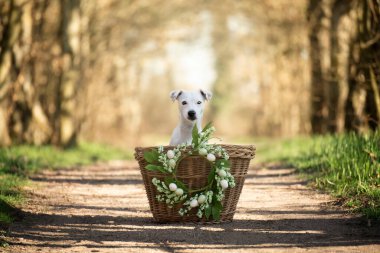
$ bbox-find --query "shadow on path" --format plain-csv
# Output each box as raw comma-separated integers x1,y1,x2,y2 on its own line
9,211,380,250
5,162,380,252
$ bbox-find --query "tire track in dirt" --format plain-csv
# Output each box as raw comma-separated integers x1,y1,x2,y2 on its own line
2,161,380,252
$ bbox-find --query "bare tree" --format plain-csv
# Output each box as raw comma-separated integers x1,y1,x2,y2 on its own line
307,0,332,134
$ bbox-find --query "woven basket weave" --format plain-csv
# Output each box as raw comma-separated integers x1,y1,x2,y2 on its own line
134,144,255,223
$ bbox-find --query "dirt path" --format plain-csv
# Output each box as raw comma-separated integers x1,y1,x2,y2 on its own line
2,161,379,252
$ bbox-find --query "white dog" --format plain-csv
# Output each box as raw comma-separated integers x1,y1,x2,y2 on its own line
169,89,212,146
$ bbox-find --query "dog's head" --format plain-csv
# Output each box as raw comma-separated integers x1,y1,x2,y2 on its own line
170,89,212,123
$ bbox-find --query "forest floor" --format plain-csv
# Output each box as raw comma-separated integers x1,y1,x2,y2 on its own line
1,161,380,253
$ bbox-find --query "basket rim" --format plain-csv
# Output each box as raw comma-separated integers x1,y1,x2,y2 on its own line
135,144,256,161
135,144,256,151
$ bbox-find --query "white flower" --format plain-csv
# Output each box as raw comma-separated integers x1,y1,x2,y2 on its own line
207,153,216,162
175,188,184,196
199,148,207,156
168,159,176,168
217,170,227,178
169,183,177,191
197,195,206,204
220,179,228,190
166,150,175,159
190,199,199,208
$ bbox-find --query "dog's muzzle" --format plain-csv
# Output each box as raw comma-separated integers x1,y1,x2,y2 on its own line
187,110,196,121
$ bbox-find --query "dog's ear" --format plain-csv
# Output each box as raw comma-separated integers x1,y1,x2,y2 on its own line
200,89,212,101
169,90,182,102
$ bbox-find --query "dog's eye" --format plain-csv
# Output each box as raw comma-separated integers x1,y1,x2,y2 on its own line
182,101,187,105
197,101,202,104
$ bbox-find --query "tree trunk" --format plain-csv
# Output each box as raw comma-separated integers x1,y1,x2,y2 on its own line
307,0,332,134
363,0,380,129
52,0,81,147
344,38,366,131
345,0,380,131
0,1,16,145
327,0,355,133
0,1,33,144
0,0,53,145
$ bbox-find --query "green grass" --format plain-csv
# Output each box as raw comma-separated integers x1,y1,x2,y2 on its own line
253,136,317,163
0,142,132,229
257,132,380,219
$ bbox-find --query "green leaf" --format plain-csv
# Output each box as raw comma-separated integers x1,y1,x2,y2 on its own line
202,121,213,132
175,180,188,191
210,199,223,221
164,177,175,186
205,206,212,219
192,124,199,147
214,200,223,210
212,205,221,221
145,164,166,173
143,149,159,163
208,167,215,184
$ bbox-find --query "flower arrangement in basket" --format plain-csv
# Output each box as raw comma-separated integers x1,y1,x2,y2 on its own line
135,123,255,222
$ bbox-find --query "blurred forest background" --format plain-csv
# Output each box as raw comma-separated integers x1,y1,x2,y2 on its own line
0,0,379,149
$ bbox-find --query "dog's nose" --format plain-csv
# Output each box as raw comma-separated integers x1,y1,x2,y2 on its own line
188,110,196,119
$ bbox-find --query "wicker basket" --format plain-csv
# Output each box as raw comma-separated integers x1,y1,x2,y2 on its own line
134,144,255,223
